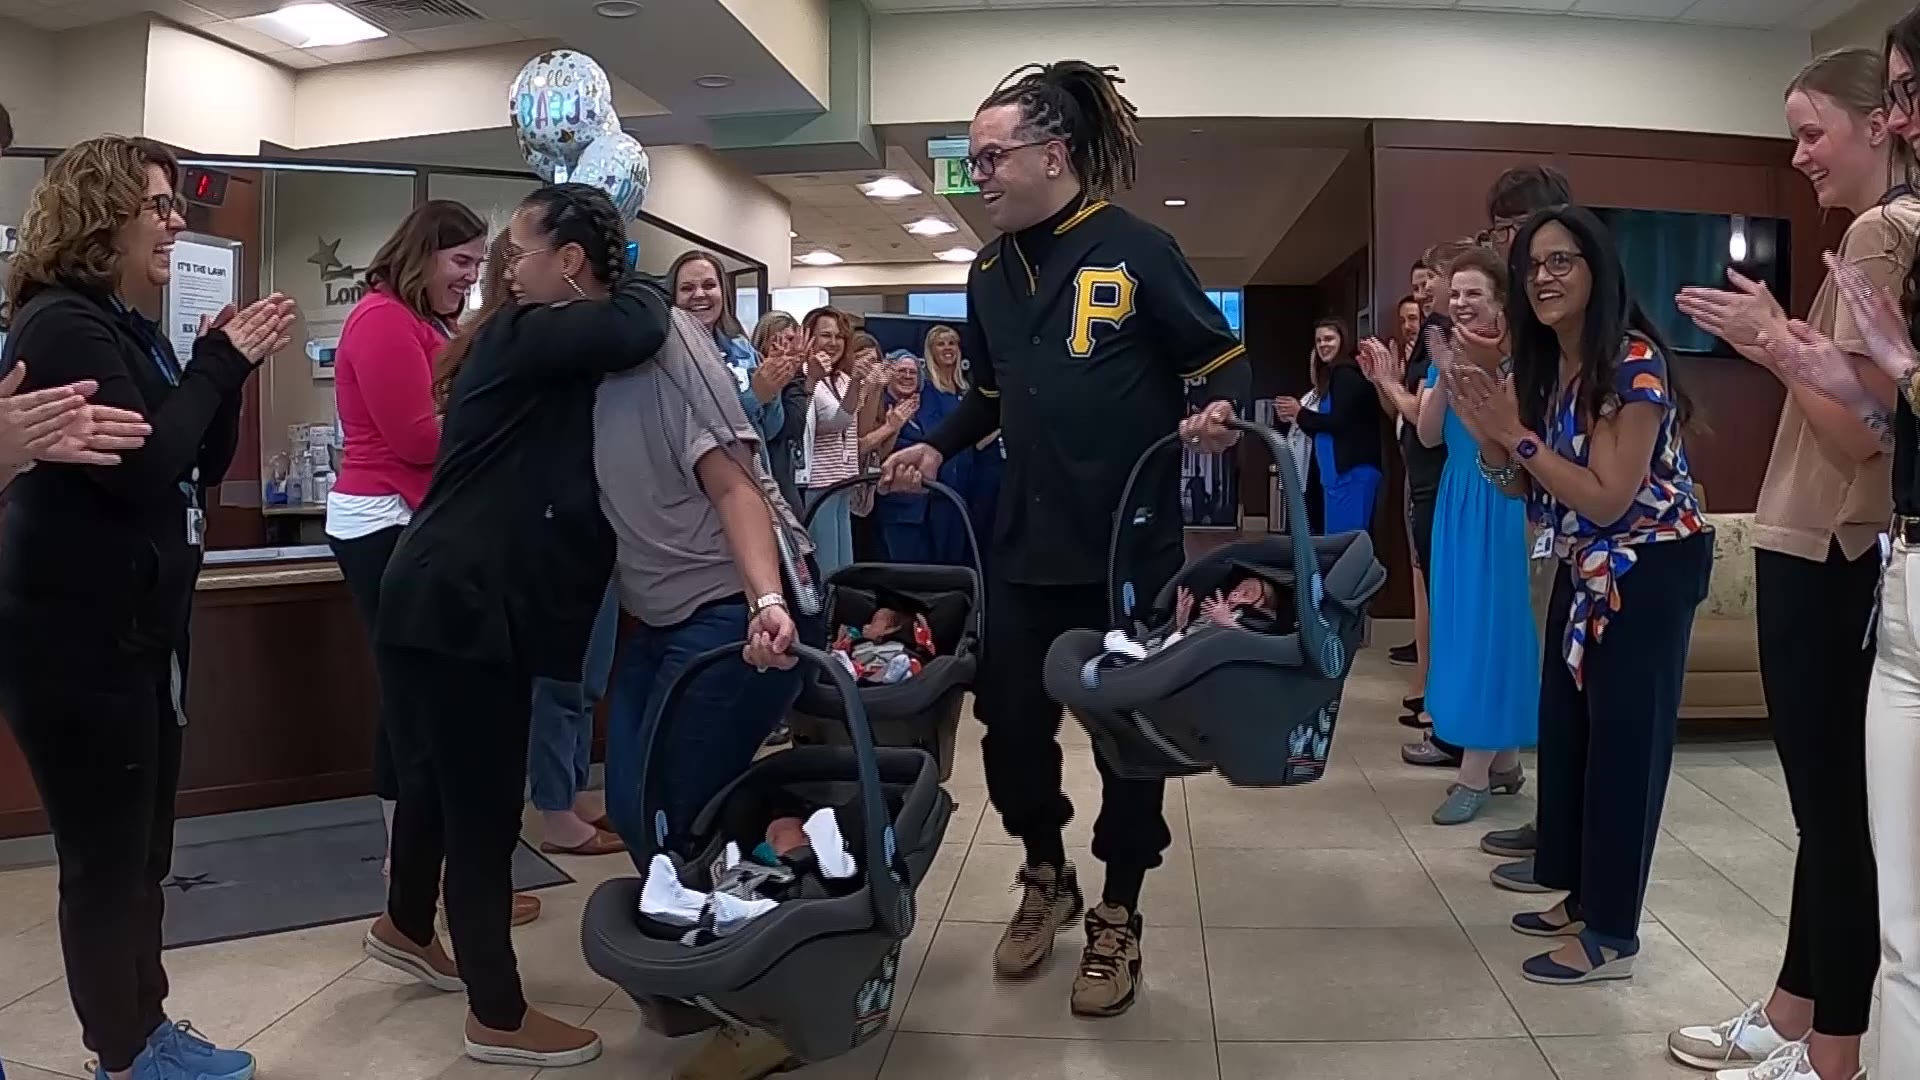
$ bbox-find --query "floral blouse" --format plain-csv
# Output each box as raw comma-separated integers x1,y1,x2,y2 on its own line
1528,334,1707,686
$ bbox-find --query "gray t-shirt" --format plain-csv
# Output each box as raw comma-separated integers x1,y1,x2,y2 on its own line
595,308,810,627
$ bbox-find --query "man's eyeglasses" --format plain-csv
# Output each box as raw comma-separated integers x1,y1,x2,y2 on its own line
1476,220,1521,247
963,140,1055,181
1527,251,1584,280
141,193,187,221
1889,74,1918,117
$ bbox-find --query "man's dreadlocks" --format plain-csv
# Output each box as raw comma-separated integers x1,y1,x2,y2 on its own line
980,60,1140,199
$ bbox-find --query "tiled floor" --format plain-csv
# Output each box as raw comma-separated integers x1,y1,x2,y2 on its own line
0,641,1805,1080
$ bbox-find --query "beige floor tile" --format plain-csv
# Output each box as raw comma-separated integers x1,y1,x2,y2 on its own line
1216,1037,1555,1079
1642,870,1786,1004
532,849,642,906
0,919,67,1012
1,1059,80,1080
878,1031,1219,1079
900,921,1213,1041
1534,1033,1699,1079
1204,926,1524,1042
947,843,1199,927
0,865,56,938
238,975,589,1079
1464,923,1743,1037
1414,847,1563,928
972,750,1191,851
1665,824,1795,919
1195,846,1452,928
0,980,94,1077
507,897,619,1011
1183,776,1404,851
1675,765,1797,847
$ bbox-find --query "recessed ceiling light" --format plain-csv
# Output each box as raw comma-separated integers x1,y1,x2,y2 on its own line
861,176,920,200
238,2,386,49
796,250,844,266
935,247,976,263
906,217,957,237
594,0,642,15
694,74,734,89
1164,198,1188,207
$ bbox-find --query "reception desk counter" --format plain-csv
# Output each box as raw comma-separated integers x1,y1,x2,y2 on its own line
0,547,382,840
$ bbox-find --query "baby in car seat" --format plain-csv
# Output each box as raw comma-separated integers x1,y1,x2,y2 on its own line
832,586,937,685
639,790,864,945
1103,562,1286,661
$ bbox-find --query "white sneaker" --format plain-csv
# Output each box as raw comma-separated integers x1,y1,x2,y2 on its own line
1669,1001,1790,1070
1713,1041,1815,1080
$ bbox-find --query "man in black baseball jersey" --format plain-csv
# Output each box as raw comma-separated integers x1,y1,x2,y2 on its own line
881,60,1247,1018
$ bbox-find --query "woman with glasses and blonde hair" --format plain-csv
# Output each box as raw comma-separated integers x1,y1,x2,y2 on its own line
0,134,296,1080
749,310,810,509
1663,46,1915,1080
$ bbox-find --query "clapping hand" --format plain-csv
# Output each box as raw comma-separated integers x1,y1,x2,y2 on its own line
1676,268,1781,354
203,293,297,366
1827,252,1919,385
1357,338,1404,386
1174,586,1197,632
1200,591,1237,628
1755,317,1856,391
1274,396,1302,424
749,350,798,404
888,394,919,427
1443,360,1526,451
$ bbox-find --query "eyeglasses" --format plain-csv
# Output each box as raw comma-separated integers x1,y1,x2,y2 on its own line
1889,74,1918,117
1527,251,1585,280
499,241,551,269
141,193,187,221
1476,220,1521,247
963,140,1055,181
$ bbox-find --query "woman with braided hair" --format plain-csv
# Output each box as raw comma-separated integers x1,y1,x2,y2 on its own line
365,183,675,1068
883,59,1247,1020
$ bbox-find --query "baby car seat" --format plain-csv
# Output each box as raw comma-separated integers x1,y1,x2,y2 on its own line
582,643,951,1064
1044,420,1387,787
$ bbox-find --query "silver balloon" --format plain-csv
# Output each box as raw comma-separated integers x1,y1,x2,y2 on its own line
509,50,618,174
570,132,651,221
524,147,567,183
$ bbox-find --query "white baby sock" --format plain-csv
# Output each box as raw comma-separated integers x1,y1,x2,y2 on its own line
641,854,778,935
1103,629,1148,660
803,808,858,880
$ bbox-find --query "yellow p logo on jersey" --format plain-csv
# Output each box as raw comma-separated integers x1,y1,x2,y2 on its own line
1068,264,1138,357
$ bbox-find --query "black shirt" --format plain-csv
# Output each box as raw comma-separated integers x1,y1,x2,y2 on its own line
925,196,1250,585
1292,362,1384,475
1400,311,1452,500
1897,397,1920,517
375,278,669,679
0,286,249,662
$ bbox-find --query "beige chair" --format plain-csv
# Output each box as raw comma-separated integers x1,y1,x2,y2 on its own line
1682,511,1764,721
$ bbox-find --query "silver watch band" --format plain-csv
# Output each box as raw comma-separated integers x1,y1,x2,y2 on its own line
749,592,787,614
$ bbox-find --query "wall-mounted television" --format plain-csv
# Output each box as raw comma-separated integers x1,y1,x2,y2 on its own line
1591,207,1790,358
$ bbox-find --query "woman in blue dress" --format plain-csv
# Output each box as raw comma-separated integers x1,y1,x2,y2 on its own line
1280,320,1383,533
1393,245,1539,825
873,352,964,563
920,326,979,566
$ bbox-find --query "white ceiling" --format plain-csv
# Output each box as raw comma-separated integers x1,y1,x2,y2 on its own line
860,0,1865,31
0,0,541,68
768,146,986,265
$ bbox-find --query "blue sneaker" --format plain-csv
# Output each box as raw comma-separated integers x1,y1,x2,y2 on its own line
146,1020,255,1079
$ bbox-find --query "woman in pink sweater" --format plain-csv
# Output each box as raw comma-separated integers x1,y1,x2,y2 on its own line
325,199,485,873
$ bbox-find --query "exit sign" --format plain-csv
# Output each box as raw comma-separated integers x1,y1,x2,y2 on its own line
928,136,977,196
934,157,977,196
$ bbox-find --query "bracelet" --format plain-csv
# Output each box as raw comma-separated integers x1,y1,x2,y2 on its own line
1477,452,1520,487
1904,362,1920,413
748,592,787,615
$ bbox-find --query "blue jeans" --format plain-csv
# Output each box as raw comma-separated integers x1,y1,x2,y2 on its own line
527,583,619,812
606,598,804,869
808,487,855,578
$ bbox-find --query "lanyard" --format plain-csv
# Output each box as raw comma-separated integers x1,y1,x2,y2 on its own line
111,298,181,387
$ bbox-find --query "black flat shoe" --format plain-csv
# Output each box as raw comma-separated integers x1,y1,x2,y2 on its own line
1398,712,1431,730
1402,696,1423,713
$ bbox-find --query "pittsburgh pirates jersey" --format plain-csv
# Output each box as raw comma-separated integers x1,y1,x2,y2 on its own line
928,197,1247,586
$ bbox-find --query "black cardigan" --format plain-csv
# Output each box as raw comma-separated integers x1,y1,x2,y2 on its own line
374,278,670,680
1291,361,1384,476
0,286,250,660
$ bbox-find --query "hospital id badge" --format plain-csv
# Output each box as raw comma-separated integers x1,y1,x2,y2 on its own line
1531,529,1552,561
186,506,205,547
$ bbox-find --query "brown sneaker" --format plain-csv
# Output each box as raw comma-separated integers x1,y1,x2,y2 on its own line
1070,902,1143,1017
672,1025,796,1080
463,1007,602,1068
993,862,1084,978
512,893,542,926
363,914,463,992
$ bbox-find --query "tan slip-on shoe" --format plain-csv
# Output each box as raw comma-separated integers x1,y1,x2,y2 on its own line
463,1008,602,1068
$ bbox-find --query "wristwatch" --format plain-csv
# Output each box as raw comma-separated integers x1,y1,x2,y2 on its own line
1513,434,1541,461
748,592,787,616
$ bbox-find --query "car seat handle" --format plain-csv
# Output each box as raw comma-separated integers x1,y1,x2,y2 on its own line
1105,420,1339,680
631,640,916,939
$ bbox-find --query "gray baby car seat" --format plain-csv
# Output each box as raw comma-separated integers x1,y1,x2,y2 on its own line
582,643,952,1063
1044,420,1387,786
